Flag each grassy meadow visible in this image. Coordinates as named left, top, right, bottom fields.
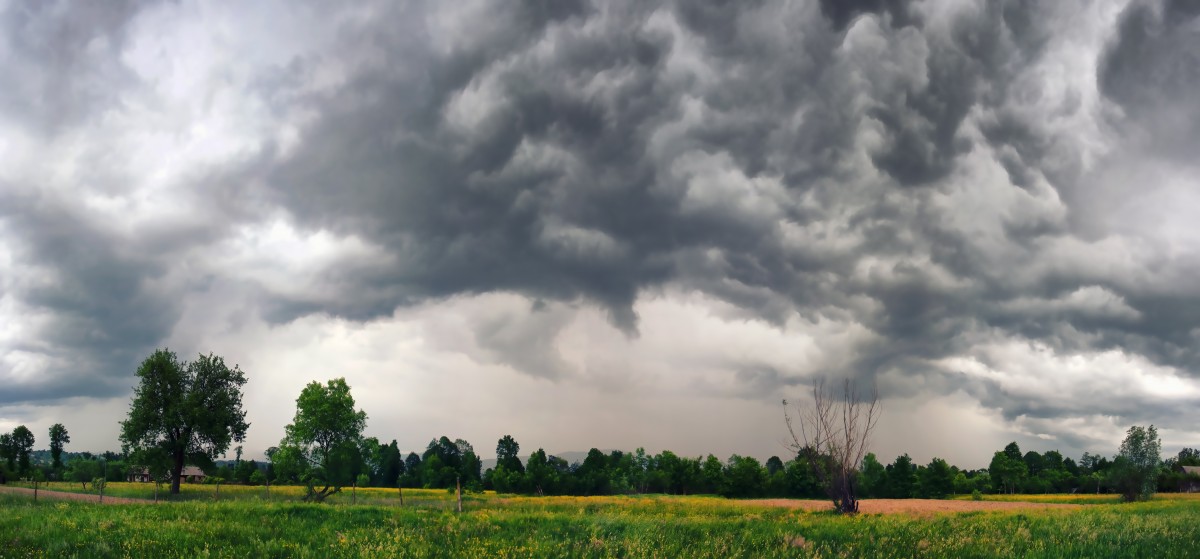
left=2, top=484, right=1199, bottom=558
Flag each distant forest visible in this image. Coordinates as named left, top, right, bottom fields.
left=8, top=434, right=1200, bottom=499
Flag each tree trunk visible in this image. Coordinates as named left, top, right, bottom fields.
left=171, top=451, right=185, bottom=494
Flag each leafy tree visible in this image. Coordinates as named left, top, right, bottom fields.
left=989, top=450, right=1027, bottom=494
left=700, top=454, right=725, bottom=494
left=885, top=454, right=917, bottom=498
left=455, top=439, right=482, bottom=488
left=401, top=452, right=422, bottom=487
left=359, top=437, right=383, bottom=485
left=765, top=456, right=784, bottom=476
left=267, top=444, right=307, bottom=484
left=379, top=440, right=404, bottom=488
left=920, top=457, right=954, bottom=499
left=119, top=350, right=250, bottom=494
left=69, top=459, right=100, bottom=489
left=858, top=453, right=886, bottom=498
left=1003, top=442, right=1023, bottom=462
left=496, top=435, right=524, bottom=475
left=10, top=426, right=34, bottom=475
left=1109, top=425, right=1162, bottom=502
left=1023, top=451, right=1043, bottom=478
left=952, top=472, right=973, bottom=495
left=49, top=424, right=70, bottom=470
left=782, top=457, right=822, bottom=498
left=1079, top=452, right=1102, bottom=473
left=278, top=378, right=368, bottom=502
left=524, top=449, right=553, bottom=495
left=1177, top=448, right=1200, bottom=467
left=575, top=448, right=610, bottom=495
left=0, top=433, right=14, bottom=471
left=233, top=459, right=259, bottom=484
left=723, top=455, right=767, bottom=498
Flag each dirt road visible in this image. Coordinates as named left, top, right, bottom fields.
left=0, top=485, right=154, bottom=505
left=744, top=498, right=1081, bottom=515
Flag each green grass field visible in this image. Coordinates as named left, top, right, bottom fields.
left=2, top=484, right=1198, bottom=558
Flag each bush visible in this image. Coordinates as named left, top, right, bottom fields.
left=971, top=490, right=983, bottom=501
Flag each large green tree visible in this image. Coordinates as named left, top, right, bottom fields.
left=279, top=378, right=367, bottom=502
left=11, top=426, right=35, bottom=475
left=919, top=457, right=955, bottom=499
left=1109, top=425, right=1162, bottom=502
left=49, top=424, right=70, bottom=470
left=496, top=435, right=524, bottom=475
left=0, top=432, right=16, bottom=471
left=119, top=350, right=250, bottom=494
left=988, top=450, right=1027, bottom=494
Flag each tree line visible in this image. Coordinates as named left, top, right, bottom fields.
left=4, top=349, right=1197, bottom=503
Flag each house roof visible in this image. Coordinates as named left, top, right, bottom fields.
left=130, top=466, right=208, bottom=477
left=1182, top=465, right=1200, bottom=475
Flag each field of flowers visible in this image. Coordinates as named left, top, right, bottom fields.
left=2, top=485, right=1199, bottom=557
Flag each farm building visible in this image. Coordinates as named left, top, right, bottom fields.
left=1182, top=466, right=1200, bottom=493
left=127, top=466, right=207, bottom=483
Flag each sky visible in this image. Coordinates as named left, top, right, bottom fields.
left=1, top=0, right=1199, bottom=469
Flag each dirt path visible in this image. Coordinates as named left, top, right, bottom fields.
left=0, top=485, right=155, bottom=505
left=744, top=498, right=1081, bottom=515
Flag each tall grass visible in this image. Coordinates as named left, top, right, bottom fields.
left=2, top=490, right=1198, bottom=558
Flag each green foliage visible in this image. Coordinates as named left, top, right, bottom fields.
left=1110, top=425, right=1162, bottom=502
left=119, top=349, right=250, bottom=494
left=278, top=378, right=367, bottom=502
left=885, top=454, right=917, bottom=498
left=722, top=455, right=766, bottom=498
left=10, top=425, right=35, bottom=475
left=919, top=458, right=955, bottom=499
left=0, top=432, right=14, bottom=471
left=496, top=435, right=524, bottom=475
left=971, top=489, right=983, bottom=501
left=988, top=449, right=1028, bottom=494
left=1177, top=448, right=1200, bottom=467
left=859, top=453, right=886, bottom=498
left=48, top=423, right=70, bottom=470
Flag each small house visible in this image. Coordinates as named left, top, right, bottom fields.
left=1182, top=466, right=1200, bottom=493
left=127, top=466, right=207, bottom=483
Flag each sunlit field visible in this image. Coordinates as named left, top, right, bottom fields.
left=3, top=485, right=1199, bottom=558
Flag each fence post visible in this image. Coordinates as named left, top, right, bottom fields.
left=456, top=476, right=462, bottom=513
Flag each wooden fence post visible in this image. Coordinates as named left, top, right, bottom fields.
left=456, top=476, right=462, bottom=513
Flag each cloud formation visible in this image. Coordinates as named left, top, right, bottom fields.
left=2, top=0, right=1198, bottom=465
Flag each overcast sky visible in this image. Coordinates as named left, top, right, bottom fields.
left=2, top=0, right=1198, bottom=469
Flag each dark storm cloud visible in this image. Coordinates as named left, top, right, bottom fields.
left=817, top=0, right=916, bottom=31
left=4, top=0, right=1199, bottom=453
left=0, top=1, right=253, bottom=405
left=0, top=0, right=149, bottom=135
left=0, top=190, right=177, bottom=403
left=1099, top=0, right=1200, bottom=159
left=251, top=2, right=1134, bottom=352
left=238, top=0, right=1200, bottom=436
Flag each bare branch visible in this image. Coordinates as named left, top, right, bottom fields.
left=783, top=378, right=880, bottom=514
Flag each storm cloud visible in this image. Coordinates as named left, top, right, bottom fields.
left=1, top=0, right=1198, bottom=464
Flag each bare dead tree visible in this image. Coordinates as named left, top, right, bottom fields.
left=784, top=379, right=880, bottom=514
